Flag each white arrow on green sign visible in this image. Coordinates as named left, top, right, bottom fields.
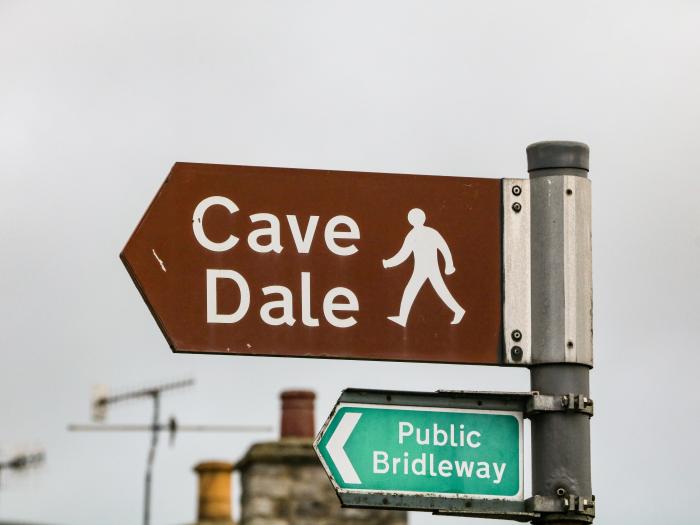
left=315, top=401, right=523, bottom=501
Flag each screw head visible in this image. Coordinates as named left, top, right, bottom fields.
left=510, top=346, right=523, bottom=361
left=556, top=487, right=567, bottom=497
left=511, top=202, right=522, bottom=213
left=512, top=185, right=522, bottom=196
left=511, top=329, right=522, bottom=342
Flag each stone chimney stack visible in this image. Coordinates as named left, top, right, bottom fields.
left=193, top=461, right=235, bottom=524
left=280, top=390, right=315, bottom=439
left=235, top=389, right=407, bottom=525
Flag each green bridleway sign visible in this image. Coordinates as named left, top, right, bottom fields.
left=317, top=404, right=522, bottom=497
left=315, top=389, right=533, bottom=516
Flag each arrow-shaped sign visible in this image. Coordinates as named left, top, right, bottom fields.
left=120, top=162, right=508, bottom=366
left=315, top=389, right=525, bottom=510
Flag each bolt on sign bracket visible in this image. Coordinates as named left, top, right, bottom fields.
left=525, top=393, right=594, bottom=417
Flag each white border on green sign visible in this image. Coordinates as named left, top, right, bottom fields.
left=315, top=402, right=524, bottom=502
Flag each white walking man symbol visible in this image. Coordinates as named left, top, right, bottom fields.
left=382, top=208, right=465, bottom=327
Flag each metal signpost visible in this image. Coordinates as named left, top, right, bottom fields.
left=122, top=141, right=595, bottom=524
left=526, top=142, right=594, bottom=525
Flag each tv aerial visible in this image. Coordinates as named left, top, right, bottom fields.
left=68, top=378, right=271, bottom=525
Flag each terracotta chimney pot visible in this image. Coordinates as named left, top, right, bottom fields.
left=280, top=390, right=315, bottom=439
left=193, top=461, right=234, bottom=523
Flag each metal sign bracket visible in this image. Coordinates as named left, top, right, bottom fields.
left=525, top=392, right=594, bottom=417
left=432, top=494, right=595, bottom=523
left=525, top=494, right=596, bottom=521
left=502, top=178, right=532, bottom=366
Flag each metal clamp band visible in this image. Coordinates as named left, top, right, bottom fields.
left=526, top=494, right=595, bottom=519
left=525, top=393, right=594, bottom=417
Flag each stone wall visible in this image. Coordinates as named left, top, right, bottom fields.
left=236, top=438, right=407, bottom=525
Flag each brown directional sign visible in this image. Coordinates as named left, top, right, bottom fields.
left=121, top=163, right=503, bottom=365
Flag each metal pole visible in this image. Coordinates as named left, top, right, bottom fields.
left=527, top=141, right=594, bottom=524
left=143, top=392, right=160, bottom=525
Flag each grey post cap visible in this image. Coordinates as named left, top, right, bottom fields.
left=527, top=141, right=589, bottom=172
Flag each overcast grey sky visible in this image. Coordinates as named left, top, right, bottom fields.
left=1, top=1, right=699, bottom=524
